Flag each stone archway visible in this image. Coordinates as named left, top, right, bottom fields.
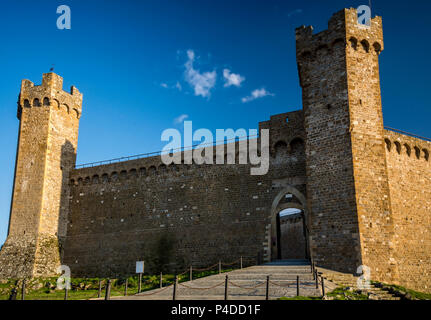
left=268, top=186, right=310, bottom=262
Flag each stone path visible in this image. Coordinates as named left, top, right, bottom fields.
left=110, top=260, right=325, bottom=300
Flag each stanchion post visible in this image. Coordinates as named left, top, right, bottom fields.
left=9, top=288, right=17, bottom=300
left=219, top=260, right=221, bottom=274
left=321, top=276, right=325, bottom=297
left=98, top=280, right=102, bottom=298
left=138, top=273, right=142, bottom=293
left=105, top=279, right=111, bottom=300
left=190, top=265, right=193, bottom=282
left=224, top=275, right=229, bottom=300
left=64, top=286, right=68, bottom=300
left=21, top=279, right=26, bottom=300
left=296, top=276, right=300, bottom=297
left=160, top=272, right=163, bottom=288
left=266, top=276, right=270, bottom=300
left=240, top=256, right=243, bottom=269
left=124, top=278, right=128, bottom=296
left=173, top=275, right=178, bottom=301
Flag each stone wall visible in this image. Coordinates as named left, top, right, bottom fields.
left=62, top=112, right=307, bottom=277
left=279, top=214, right=306, bottom=260
left=384, top=130, right=431, bottom=293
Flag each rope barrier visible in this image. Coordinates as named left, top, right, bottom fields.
left=221, top=258, right=241, bottom=266
left=192, top=263, right=219, bottom=272
left=135, top=284, right=174, bottom=296
left=228, top=281, right=266, bottom=290
left=178, top=281, right=225, bottom=291
left=269, top=280, right=294, bottom=288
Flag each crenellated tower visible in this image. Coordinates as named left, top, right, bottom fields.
left=0, top=73, right=82, bottom=278
left=297, top=8, right=398, bottom=283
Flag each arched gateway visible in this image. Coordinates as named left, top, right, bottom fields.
left=268, top=186, right=310, bottom=262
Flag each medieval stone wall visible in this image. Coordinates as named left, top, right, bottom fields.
left=384, top=130, right=431, bottom=293
left=62, top=112, right=307, bottom=277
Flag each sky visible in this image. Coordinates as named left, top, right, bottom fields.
left=0, top=0, right=430, bottom=245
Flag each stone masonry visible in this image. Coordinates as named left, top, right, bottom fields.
left=0, top=8, right=430, bottom=293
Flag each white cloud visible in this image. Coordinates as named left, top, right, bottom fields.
left=223, top=69, right=245, bottom=87
left=287, top=9, right=303, bottom=18
left=184, top=50, right=217, bottom=98
left=241, top=88, right=275, bottom=103
left=174, top=114, right=189, bottom=124
left=160, top=81, right=182, bottom=91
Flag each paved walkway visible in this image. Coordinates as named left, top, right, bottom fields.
left=110, top=260, right=327, bottom=300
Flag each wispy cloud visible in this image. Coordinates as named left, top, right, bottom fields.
left=174, top=114, right=189, bottom=124
left=184, top=50, right=217, bottom=98
left=160, top=81, right=182, bottom=91
left=241, top=88, right=275, bottom=103
left=287, top=9, right=303, bottom=18
left=223, top=69, right=245, bottom=88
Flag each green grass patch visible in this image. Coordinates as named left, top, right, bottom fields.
left=0, top=268, right=234, bottom=300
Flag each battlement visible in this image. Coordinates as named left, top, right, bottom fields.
left=384, top=129, right=431, bottom=161
left=296, top=8, right=383, bottom=59
left=18, top=73, right=83, bottom=120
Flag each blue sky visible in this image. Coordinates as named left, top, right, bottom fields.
left=0, top=0, right=430, bottom=245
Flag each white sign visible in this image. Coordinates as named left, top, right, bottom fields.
left=136, top=261, right=144, bottom=274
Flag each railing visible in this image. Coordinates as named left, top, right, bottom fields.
left=75, top=134, right=259, bottom=169
left=384, top=126, right=431, bottom=142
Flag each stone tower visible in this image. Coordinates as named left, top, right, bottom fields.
left=297, top=8, right=398, bottom=282
left=0, top=73, right=82, bottom=278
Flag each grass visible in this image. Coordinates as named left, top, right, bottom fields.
left=0, top=268, right=234, bottom=300
left=278, top=287, right=369, bottom=301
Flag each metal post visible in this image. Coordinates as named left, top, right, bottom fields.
left=219, top=260, right=221, bottom=274
left=321, top=277, right=325, bottom=297
left=315, top=270, right=318, bottom=289
left=21, top=279, right=26, bottom=300
left=124, top=278, right=128, bottom=296
left=160, top=272, right=163, bottom=288
left=98, top=280, right=102, bottom=298
left=266, top=276, right=270, bottom=300
left=9, top=288, right=17, bottom=300
left=105, top=279, right=111, bottom=300
left=296, top=276, right=300, bottom=297
left=138, top=273, right=142, bottom=293
left=224, top=275, right=229, bottom=300
left=173, top=275, right=178, bottom=301
left=190, top=265, right=193, bottom=282
left=240, top=256, right=243, bottom=269
left=64, top=286, right=69, bottom=300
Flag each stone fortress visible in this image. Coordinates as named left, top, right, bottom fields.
left=0, top=8, right=430, bottom=293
